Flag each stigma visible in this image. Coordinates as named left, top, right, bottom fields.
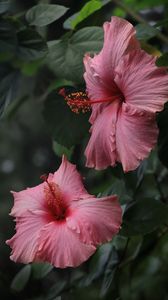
left=41, top=174, right=66, bottom=220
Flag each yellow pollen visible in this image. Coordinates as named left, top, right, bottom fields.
left=65, top=91, right=91, bottom=114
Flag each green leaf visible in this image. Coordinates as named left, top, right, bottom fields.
left=53, top=141, right=74, bottom=160
left=46, top=282, right=67, bottom=300
left=47, top=79, right=74, bottom=93
left=157, top=104, right=168, bottom=168
left=11, top=265, right=31, bottom=292
left=100, top=247, right=119, bottom=297
left=31, top=262, right=53, bottom=280
left=121, top=198, right=168, bottom=236
left=46, top=270, right=68, bottom=300
left=0, top=19, right=17, bottom=60
left=0, top=65, right=20, bottom=117
left=47, top=26, right=103, bottom=83
left=20, top=58, right=44, bottom=76
left=0, top=0, right=10, bottom=14
left=43, top=92, right=90, bottom=148
left=101, top=176, right=132, bottom=204
left=71, top=0, right=102, bottom=29
left=136, top=24, right=158, bottom=40
left=155, top=18, right=168, bottom=28
left=156, top=53, right=168, bottom=67
left=26, top=4, right=69, bottom=27
left=123, top=0, right=168, bottom=10
left=118, top=236, right=143, bottom=267
left=16, top=29, right=48, bottom=61
left=0, top=64, right=34, bottom=118
left=81, top=243, right=114, bottom=286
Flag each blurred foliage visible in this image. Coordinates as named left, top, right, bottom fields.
left=1, top=0, right=168, bottom=299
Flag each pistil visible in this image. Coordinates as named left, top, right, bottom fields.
left=59, top=88, right=113, bottom=113
left=41, top=174, right=65, bottom=220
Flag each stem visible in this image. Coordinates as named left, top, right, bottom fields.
left=112, top=0, right=168, bottom=45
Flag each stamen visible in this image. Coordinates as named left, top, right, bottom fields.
left=59, top=88, right=91, bottom=113
left=59, top=88, right=124, bottom=114
left=41, top=174, right=65, bottom=220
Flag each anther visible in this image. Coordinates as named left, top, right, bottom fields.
left=59, top=88, right=91, bottom=114
left=59, top=88, right=114, bottom=114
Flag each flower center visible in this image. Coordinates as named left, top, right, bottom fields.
left=59, top=88, right=122, bottom=114
left=41, top=174, right=66, bottom=220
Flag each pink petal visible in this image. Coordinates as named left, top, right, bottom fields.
left=84, top=54, right=113, bottom=102
left=95, top=16, right=140, bottom=81
left=116, top=103, right=158, bottom=172
left=67, top=195, right=122, bottom=246
left=36, top=221, right=96, bottom=268
left=84, top=55, right=119, bottom=124
left=84, top=16, right=140, bottom=90
left=85, top=100, right=120, bottom=170
left=6, top=210, right=50, bottom=263
left=10, top=183, right=47, bottom=217
left=83, top=17, right=140, bottom=124
left=52, top=156, right=91, bottom=201
left=114, top=49, right=168, bottom=113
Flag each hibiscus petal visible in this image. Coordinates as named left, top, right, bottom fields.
left=84, top=54, right=112, bottom=102
left=67, top=195, right=122, bottom=246
left=6, top=210, right=50, bottom=263
left=116, top=103, right=158, bottom=172
left=84, top=17, right=139, bottom=89
left=114, top=49, right=168, bottom=113
left=52, top=156, right=91, bottom=201
left=85, top=100, right=120, bottom=170
left=84, top=54, right=113, bottom=124
left=83, top=17, right=140, bottom=124
left=10, top=183, right=47, bottom=217
left=96, top=16, right=140, bottom=80
left=36, top=222, right=96, bottom=268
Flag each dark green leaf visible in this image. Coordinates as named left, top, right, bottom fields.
left=136, top=24, right=158, bottom=40
left=31, top=262, right=53, bottom=280
left=26, top=4, right=69, bottom=27
left=155, top=18, right=168, bottom=28
left=20, top=58, right=44, bottom=76
left=46, top=282, right=67, bottom=300
left=121, top=198, right=168, bottom=236
left=156, top=53, right=168, bottom=67
left=0, top=64, right=34, bottom=118
left=119, top=236, right=143, bottom=266
left=100, top=247, right=119, bottom=297
left=47, top=79, right=74, bottom=94
left=0, top=65, right=20, bottom=117
left=47, top=26, right=103, bottom=83
left=53, top=141, right=74, bottom=160
left=46, top=270, right=68, bottom=300
left=101, top=176, right=131, bottom=204
left=0, top=19, right=17, bottom=60
left=11, top=265, right=31, bottom=292
left=71, top=0, right=102, bottom=29
left=43, top=92, right=90, bottom=148
left=0, top=0, right=10, bottom=14
left=157, top=104, right=168, bottom=168
left=16, top=29, right=48, bottom=61
left=81, top=243, right=114, bottom=286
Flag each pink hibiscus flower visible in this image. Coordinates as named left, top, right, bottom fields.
left=61, top=17, right=168, bottom=172
left=6, top=156, right=122, bottom=268
left=83, top=17, right=168, bottom=172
